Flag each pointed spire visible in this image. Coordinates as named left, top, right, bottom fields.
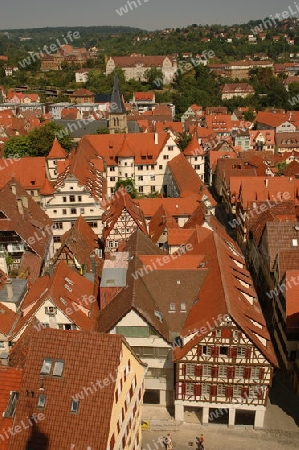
left=40, top=177, right=55, bottom=196
left=110, top=72, right=126, bottom=114
left=47, top=139, right=67, bottom=159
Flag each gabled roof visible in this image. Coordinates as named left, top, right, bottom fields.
left=102, top=187, right=148, bottom=240
left=39, top=177, right=55, bottom=196
left=183, top=133, right=204, bottom=156
left=167, top=153, right=203, bottom=196
left=14, top=261, right=97, bottom=335
left=149, top=203, right=179, bottom=242
left=96, top=230, right=207, bottom=341
left=173, top=224, right=278, bottom=366
left=0, top=302, right=19, bottom=338
left=46, top=138, right=67, bottom=159
left=0, top=179, right=52, bottom=258
left=0, top=157, right=47, bottom=191
left=7, top=329, right=127, bottom=450
left=53, top=216, right=101, bottom=272
left=137, top=196, right=200, bottom=218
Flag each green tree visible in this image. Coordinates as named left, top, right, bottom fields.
left=115, top=178, right=137, bottom=198
left=144, top=67, right=164, bottom=89
left=95, top=127, right=110, bottom=134
left=4, top=135, right=32, bottom=158
left=177, top=132, right=192, bottom=151
left=29, top=122, right=73, bottom=156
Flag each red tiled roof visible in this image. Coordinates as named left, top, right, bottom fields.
left=19, top=251, right=42, bottom=285
left=167, top=153, right=203, bottom=196
left=47, top=139, right=67, bottom=159
left=110, top=55, right=174, bottom=68
left=8, top=329, right=125, bottom=450
left=0, top=367, right=23, bottom=450
left=15, top=261, right=97, bottom=336
left=0, top=302, right=18, bottom=337
left=285, top=270, right=299, bottom=334
left=134, top=91, right=154, bottom=101
left=183, top=134, right=204, bottom=156
left=53, top=215, right=101, bottom=272
left=137, top=196, right=200, bottom=218
left=148, top=203, right=179, bottom=242
left=102, top=187, right=148, bottom=240
left=0, top=179, right=52, bottom=258
left=173, top=225, right=278, bottom=366
left=0, top=157, right=47, bottom=191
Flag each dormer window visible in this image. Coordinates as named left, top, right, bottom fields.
left=3, top=391, right=19, bottom=418
left=70, top=399, right=79, bottom=413
left=40, top=358, right=53, bottom=375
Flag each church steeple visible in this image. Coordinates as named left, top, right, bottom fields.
left=109, top=72, right=128, bottom=134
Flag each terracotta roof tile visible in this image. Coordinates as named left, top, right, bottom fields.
left=8, top=329, right=124, bottom=450
left=46, top=139, right=67, bottom=159
left=0, top=367, right=23, bottom=450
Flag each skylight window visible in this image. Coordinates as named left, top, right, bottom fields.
left=70, top=399, right=79, bottom=413
left=3, top=391, right=19, bottom=418
left=53, top=360, right=64, bottom=377
left=37, top=394, right=46, bottom=409
left=40, top=358, right=53, bottom=375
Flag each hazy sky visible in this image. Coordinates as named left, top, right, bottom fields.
left=0, top=0, right=298, bottom=30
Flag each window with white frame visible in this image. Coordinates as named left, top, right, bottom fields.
left=235, top=366, right=243, bottom=378
left=203, top=365, right=211, bottom=376
left=218, top=384, right=226, bottom=396
left=201, top=383, right=209, bottom=395
left=219, top=365, right=226, bottom=377
left=186, top=383, right=194, bottom=394
left=251, top=367, right=260, bottom=379
left=237, top=347, right=246, bottom=357
left=186, top=364, right=195, bottom=376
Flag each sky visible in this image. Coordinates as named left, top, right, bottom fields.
left=0, top=0, right=298, bottom=30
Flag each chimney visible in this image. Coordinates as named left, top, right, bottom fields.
left=21, top=195, right=28, bottom=209
left=6, top=279, right=13, bottom=299
left=17, top=198, right=24, bottom=215
left=154, top=132, right=159, bottom=145
left=104, top=250, right=111, bottom=260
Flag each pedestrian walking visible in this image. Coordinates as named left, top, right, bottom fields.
left=164, top=433, right=173, bottom=450
left=199, top=434, right=204, bottom=450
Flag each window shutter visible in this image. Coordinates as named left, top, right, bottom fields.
left=228, top=347, right=237, bottom=358
left=227, top=367, right=235, bottom=378
left=197, top=346, right=203, bottom=356
left=245, top=347, right=252, bottom=359
left=211, top=346, right=219, bottom=357
left=195, top=365, right=202, bottom=377
left=182, top=364, right=186, bottom=376
left=211, top=366, right=219, bottom=378
left=222, top=328, right=231, bottom=338
left=210, top=385, right=217, bottom=396
left=181, top=383, right=186, bottom=396
left=259, top=368, right=265, bottom=379
left=225, top=386, right=233, bottom=397
left=244, top=367, right=251, bottom=379
left=211, top=330, right=216, bottom=337
left=194, top=384, right=202, bottom=396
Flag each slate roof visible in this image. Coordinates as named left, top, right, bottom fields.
left=7, top=329, right=125, bottom=450
left=110, top=73, right=126, bottom=114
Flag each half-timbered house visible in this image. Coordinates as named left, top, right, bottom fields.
left=172, top=218, right=278, bottom=428
left=102, top=187, right=148, bottom=250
